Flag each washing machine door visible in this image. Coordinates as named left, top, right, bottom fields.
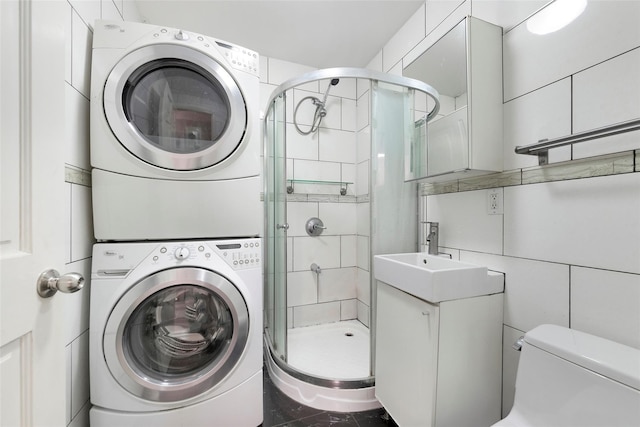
left=103, top=44, right=247, bottom=171
left=103, top=267, right=249, bottom=402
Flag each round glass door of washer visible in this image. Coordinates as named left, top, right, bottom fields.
left=103, top=267, right=249, bottom=402
left=103, top=44, right=247, bottom=171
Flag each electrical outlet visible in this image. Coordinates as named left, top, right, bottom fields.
left=487, top=189, right=503, bottom=215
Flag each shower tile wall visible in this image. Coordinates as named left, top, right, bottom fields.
left=63, top=2, right=141, bottom=427
left=260, top=66, right=372, bottom=328
left=373, top=0, right=640, bottom=417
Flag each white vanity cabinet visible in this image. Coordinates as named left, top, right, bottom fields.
left=404, top=17, right=503, bottom=182
left=375, top=280, right=503, bottom=427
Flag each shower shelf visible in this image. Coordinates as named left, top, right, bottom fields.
left=286, top=179, right=353, bottom=195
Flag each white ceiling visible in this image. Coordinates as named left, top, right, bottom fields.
left=135, top=0, right=425, bottom=69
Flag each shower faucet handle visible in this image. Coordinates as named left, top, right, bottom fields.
left=305, top=217, right=326, bottom=236
left=276, top=223, right=289, bottom=231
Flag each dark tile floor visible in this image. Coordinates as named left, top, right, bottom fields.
left=262, top=366, right=398, bottom=427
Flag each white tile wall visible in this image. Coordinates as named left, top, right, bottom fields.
left=62, top=2, right=141, bottom=426
left=572, top=47, right=640, bottom=159
left=460, top=252, right=570, bottom=332
left=65, top=85, right=90, bottom=170
left=571, top=267, right=640, bottom=349
left=293, top=302, right=341, bottom=328
left=287, top=271, right=317, bottom=307
left=318, top=268, right=357, bottom=303
left=71, top=11, right=92, bottom=97
left=426, top=0, right=465, bottom=35
left=318, top=203, right=356, bottom=235
left=287, top=123, right=319, bottom=160
left=504, top=173, right=640, bottom=274
left=341, top=235, right=357, bottom=267
left=286, top=202, right=318, bottom=237
left=292, top=236, right=341, bottom=272
left=573, top=48, right=640, bottom=132
left=383, top=4, right=426, bottom=72
left=318, top=129, right=357, bottom=164
left=503, top=1, right=640, bottom=101
left=470, top=0, right=547, bottom=33
left=426, top=189, right=503, bottom=255
left=503, top=78, right=572, bottom=170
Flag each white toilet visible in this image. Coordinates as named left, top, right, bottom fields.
left=494, top=324, right=640, bottom=427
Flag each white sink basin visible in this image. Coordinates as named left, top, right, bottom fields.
left=373, top=253, right=503, bottom=303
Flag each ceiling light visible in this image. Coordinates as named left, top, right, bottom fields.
left=527, top=0, right=587, bottom=35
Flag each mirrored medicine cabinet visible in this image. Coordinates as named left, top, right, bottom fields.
left=404, top=16, right=503, bottom=182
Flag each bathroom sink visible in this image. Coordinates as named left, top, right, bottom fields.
left=373, top=253, right=503, bottom=303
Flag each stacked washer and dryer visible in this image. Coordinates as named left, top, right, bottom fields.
left=88, top=20, right=263, bottom=426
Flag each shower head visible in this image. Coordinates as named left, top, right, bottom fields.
left=321, top=78, right=340, bottom=105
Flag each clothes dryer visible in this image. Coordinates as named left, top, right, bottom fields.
left=90, top=20, right=261, bottom=241
left=89, top=238, right=263, bottom=426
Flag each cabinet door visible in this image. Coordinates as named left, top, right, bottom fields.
left=375, top=282, right=439, bottom=426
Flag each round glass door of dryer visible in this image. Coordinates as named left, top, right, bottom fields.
left=103, top=44, right=248, bottom=171
left=103, top=267, right=249, bottom=402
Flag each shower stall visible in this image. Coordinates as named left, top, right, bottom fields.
left=263, top=68, right=439, bottom=411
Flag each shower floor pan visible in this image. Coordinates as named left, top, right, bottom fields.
left=288, top=320, right=370, bottom=380
left=265, top=320, right=380, bottom=412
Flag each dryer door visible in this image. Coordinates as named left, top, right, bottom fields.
left=103, top=267, right=249, bottom=402
left=103, top=44, right=247, bottom=171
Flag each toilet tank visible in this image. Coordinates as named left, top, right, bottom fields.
left=501, top=324, right=640, bottom=427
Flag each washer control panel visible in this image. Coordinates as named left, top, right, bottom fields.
left=212, top=238, right=261, bottom=270
left=150, top=239, right=261, bottom=270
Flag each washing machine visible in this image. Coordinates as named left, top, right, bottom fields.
left=89, top=238, right=263, bottom=427
left=90, top=20, right=261, bottom=241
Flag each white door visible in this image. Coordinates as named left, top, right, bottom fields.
left=1, top=0, right=69, bottom=425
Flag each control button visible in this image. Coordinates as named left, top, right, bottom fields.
left=161, top=29, right=167, bottom=33
left=244, top=243, right=248, bottom=248
left=255, top=242, right=260, bottom=247
left=175, top=30, right=189, bottom=41
left=205, top=253, right=211, bottom=258
left=174, top=247, right=190, bottom=260
left=160, top=247, right=167, bottom=253
left=153, top=256, right=159, bottom=261
left=198, top=36, right=204, bottom=41
left=198, top=245, right=205, bottom=252
left=233, top=261, right=238, bottom=265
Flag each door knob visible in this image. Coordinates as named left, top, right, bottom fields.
left=36, top=269, right=85, bottom=298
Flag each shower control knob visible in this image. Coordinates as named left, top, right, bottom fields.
left=174, top=247, right=190, bottom=260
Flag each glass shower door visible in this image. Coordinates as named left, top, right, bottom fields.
left=264, top=93, right=288, bottom=361
left=370, top=81, right=418, bottom=373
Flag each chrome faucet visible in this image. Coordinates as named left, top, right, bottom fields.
left=426, top=222, right=439, bottom=255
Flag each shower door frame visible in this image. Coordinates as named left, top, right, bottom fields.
left=263, top=68, right=440, bottom=389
